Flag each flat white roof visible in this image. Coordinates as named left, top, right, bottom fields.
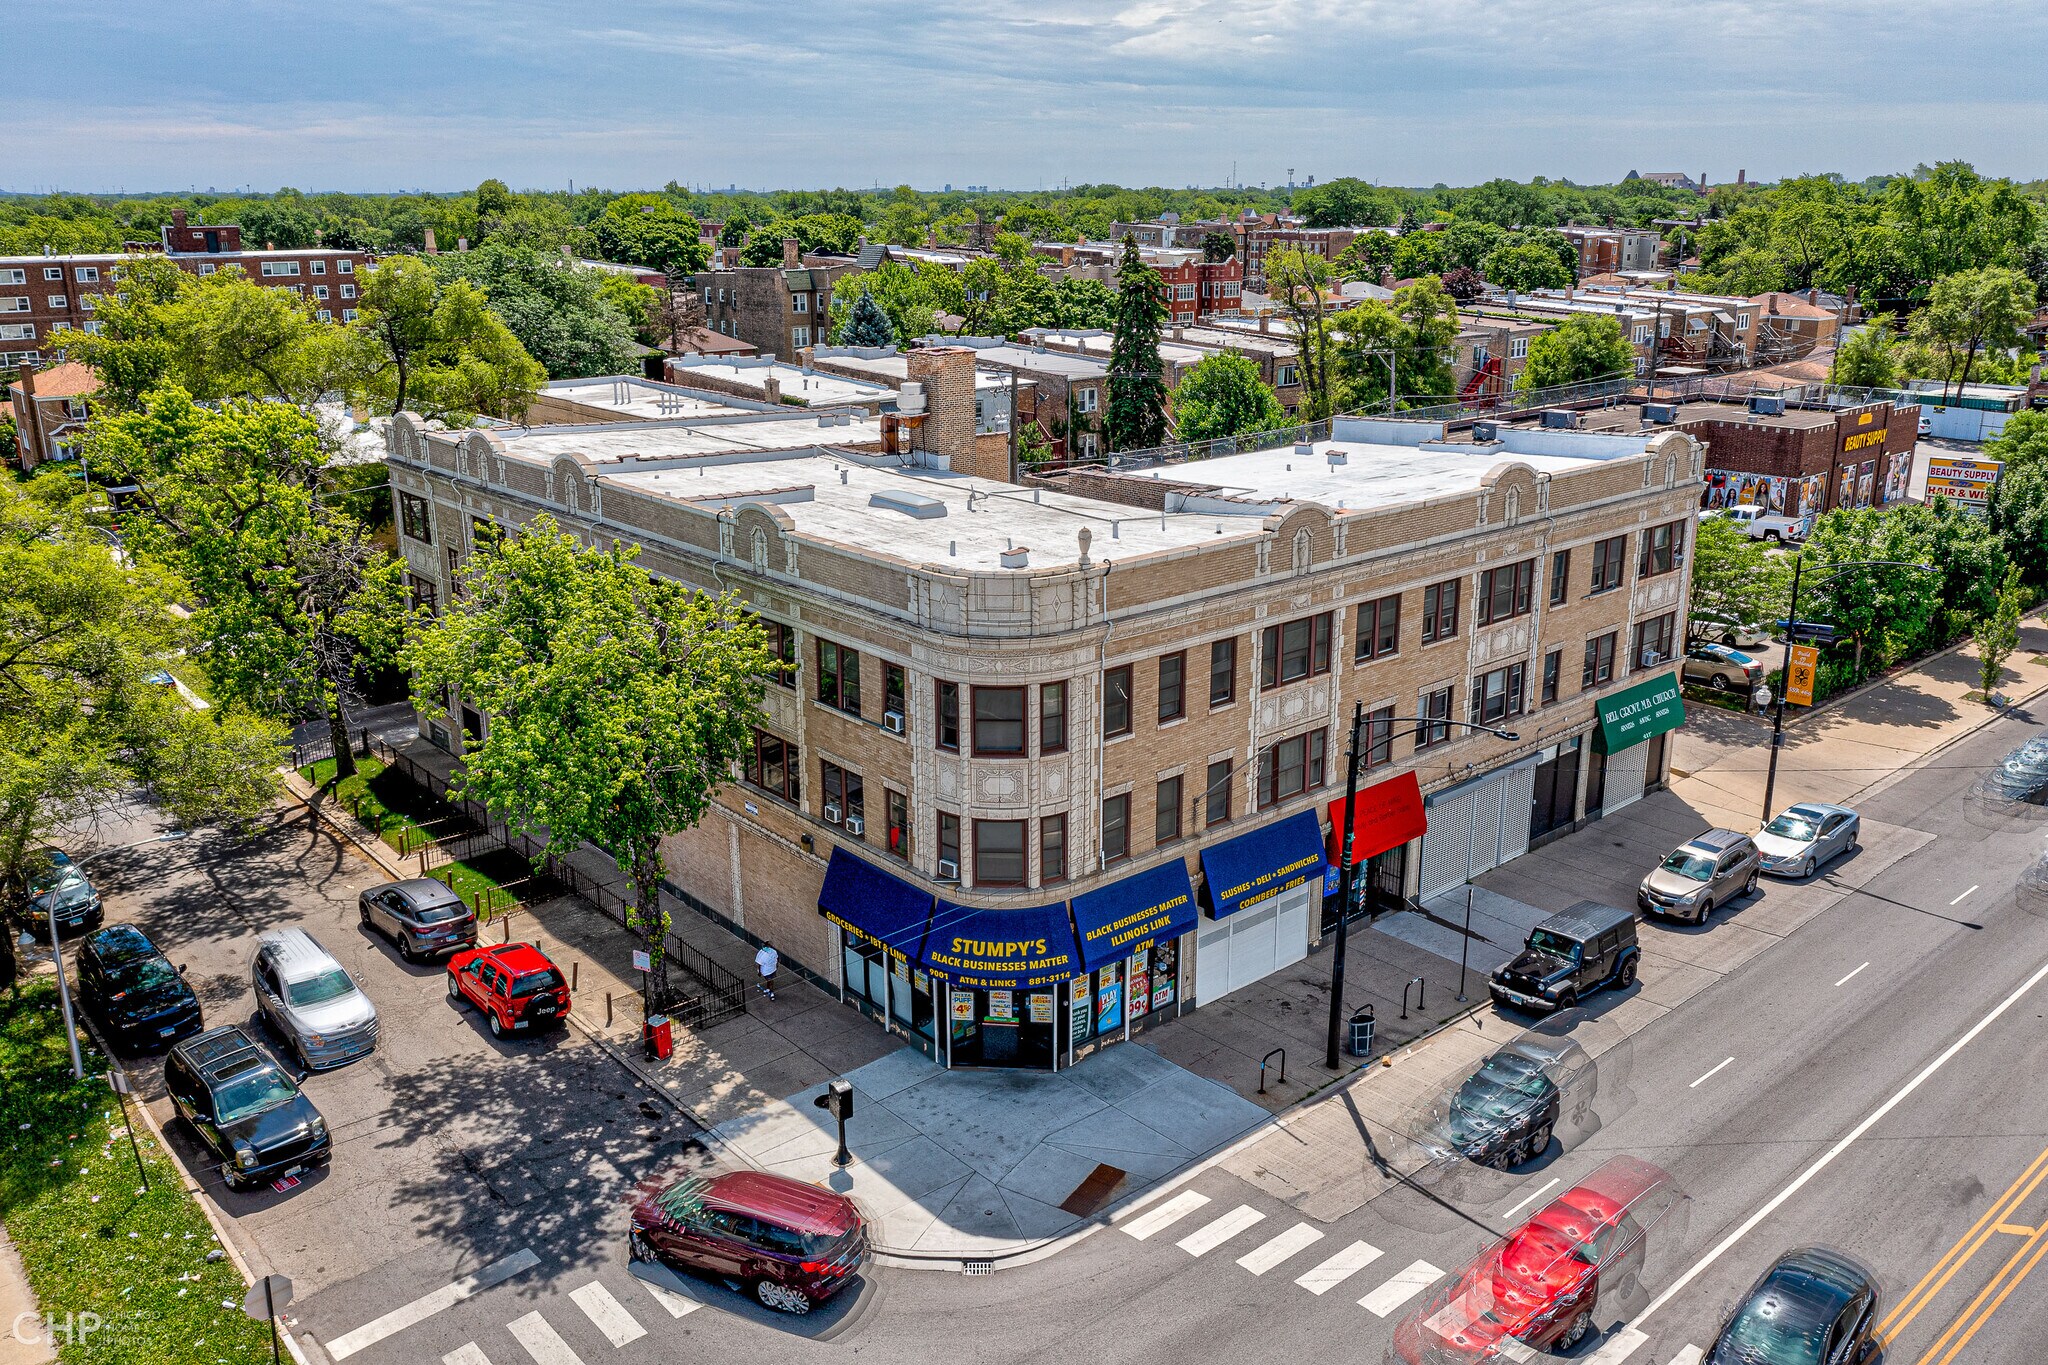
left=495, top=412, right=884, bottom=465
left=664, top=358, right=891, bottom=407
left=1021, top=331, right=1213, bottom=366
left=542, top=376, right=755, bottom=421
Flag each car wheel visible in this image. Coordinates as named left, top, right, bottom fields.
left=1695, top=898, right=1714, bottom=926
left=1802, top=857, right=1816, bottom=879
left=358, top=901, right=372, bottom=928
left=446, top=974, right=463, bottom=1005
left=1709, top=673, right=1730, bottom=691
left=628, top=1230, right=656, bottom=1264
left=1524, top=1123, right=1552, bottom=1162
left=1555, top=991, right=1577, bottom=1012
left=489, top=1010, right=505, bottom=1039
left=1743, top=869, right=1758, bottom=896
left=1617, top=957, right=1638, bottom=989
left=1560, top=1308, right=1594, bottom=1349
left=754, top=1278, right=813, bottom=1315
left=399, top=936, right=420, bottom=964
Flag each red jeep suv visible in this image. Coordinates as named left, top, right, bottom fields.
left=446, top=943, right=570, bottom=1038
left=630, top=1170, right=868, bottom=1314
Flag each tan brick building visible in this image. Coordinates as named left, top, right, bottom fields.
left=386, top=388, right=1703, bottom=1073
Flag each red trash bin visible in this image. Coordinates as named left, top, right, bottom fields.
left=644, top=1014, right=673, bottom=1061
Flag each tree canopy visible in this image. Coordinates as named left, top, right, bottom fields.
left=337, top=255, right=544, bottom=421
left=427, top=242, right=642, bottom=380
left=1172, top=353, right=1288, bottom=443
left=1688, top=514, right=1790, bottom=647
left=1515, top=315, right=1636, bottom=393
left=589, top=195, right=709, bottom=276
left=1105, top=238, right=1169, bottom=451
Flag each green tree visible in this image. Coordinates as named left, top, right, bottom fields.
left=337, top=256, right=545, bottom=421
left=839, top=290, right=897, bottom=347
left=1982, top=409, right=2048, bottom=478
left=1484, top=241, right=1573, bottom=292
left=1202, top=231, right=1237, bottom=263
left=1329, top=277, right=1460, bottom=410
left=1976, top=565, right=2025, bottom=700
left=1830, top=323, right=1901, bottom=389
left=1802, top=507, right=1942, bottom=673
left=1515, top=315, right=1636, bottom=392
left=1988, top=463, right=2048, bottom=587
left=590, top=195, right=709, bottom=276
left=87, top=389, right=409, bottom=779
left=430, top=242, right=641, bottom=380
left=1105, top=238, right=1169, bottom=451
left=1688, top=514, right=1790, bottom=647
left=1292, top=178, right=1399, bottom=229
left=1173, top=354, right=1287, bottom=443
left=1265, top=246, right=1337, bottom=418
left=401, top=518, right=778, bottom=1010
left=1332, top=233, right=1397, bottom=283
left=823, top=261, right=943, bottom=343
left=1891, top=497, right=2007, bottom=626
left=1906, top=266, right=2038, bottom=401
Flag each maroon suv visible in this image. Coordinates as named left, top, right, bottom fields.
left=630, top=1171, right=867, bottom=1314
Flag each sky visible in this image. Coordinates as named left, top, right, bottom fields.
left=8, top=1, right=2045, bottom=195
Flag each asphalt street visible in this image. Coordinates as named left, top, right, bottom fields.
left=67, top=707, right=2048, bottom=1365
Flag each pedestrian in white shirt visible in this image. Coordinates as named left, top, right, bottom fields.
left=755, top=943, right=779, bottom=1000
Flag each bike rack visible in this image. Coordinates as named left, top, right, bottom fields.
left=1258, top=1047, right=1287, bottom=1095
left=1401, top=976, right=1426, bottom=1020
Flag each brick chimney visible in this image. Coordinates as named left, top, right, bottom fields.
left=172, top=209, right=188, bottom=230
left=761, top=373, right=783, bottom=404
left=424, top=228, right=439, bottom=255
left=782, top=238, right=799, bottom=268
left=906, top=347, right=1000, bottom=477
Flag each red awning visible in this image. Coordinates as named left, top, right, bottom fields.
left=1325, top=772, right=1428, bottom=866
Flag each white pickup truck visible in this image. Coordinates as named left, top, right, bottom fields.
left=1712, top=504, right=1812, bottom=543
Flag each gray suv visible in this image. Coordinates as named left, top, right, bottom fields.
left=252, top=929, right=379, bottom=1070
left=1639, top=829, right=1760, bottom=925
left=359, top=878, right=477, bottom=962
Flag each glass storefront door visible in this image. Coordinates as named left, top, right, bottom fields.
left=1529, top=738, right=1582, bottom=840
left=842, top=929, right=937, bottom=1061
left=946, top=984, right=1058, bottom=1069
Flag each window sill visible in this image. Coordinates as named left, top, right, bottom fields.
left=1353, top=651, right=1399, bottom=667
left=1157, top=714, right=1189, bottom=730
left=1419, top=635, right=1463, bottom=650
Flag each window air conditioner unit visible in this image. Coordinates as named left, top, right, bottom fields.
left=882, top=710, right=905, bottom=734
left=937, top=857, right=960, bottom=880
left=843, top=815, right=865, bottom=836
left=823, top=802, right=842, bottom=823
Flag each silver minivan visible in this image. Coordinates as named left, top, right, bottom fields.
left=252, top=928, right=379, bottom=1070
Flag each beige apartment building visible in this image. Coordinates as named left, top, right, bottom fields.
left=385, top=362, right=1700, bottom=1073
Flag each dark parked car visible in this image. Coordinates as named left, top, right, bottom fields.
left=164, top=1025, right=331, bottom=1191
left=1640, top=828, right=1761, bottom=924
left=76, top=924, right=203, bottom=1050
left=1707, top=1246, right=1879, bottom=1365
left=1489, top=901, right=1640, bottom=1014
left=5, top=847, right=102, bottom=938
left=359, top=878, right=478, bottom=962
left=1421, top=1035, right=1592, bottom=1169
left=1985, top=736, right=2048, bottom=806
left=630, top=1170, right=868, bottom=1315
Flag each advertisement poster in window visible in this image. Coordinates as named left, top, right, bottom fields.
left=1071, top=990, right=1092, bottom=1038
left=892, top=953, right=910, bottom=983
left=987, top=989, right=1015, bottom=1022
left=1128, top=947, right=1151, bottom=1020
left=951, top=992, right=975, bottom=1022
left=1095, top=966, right=1124, bottom=1033
left=1028, top=993, right=1053, bottom=1024
left=1151, top=939, right=1180, bottom=1011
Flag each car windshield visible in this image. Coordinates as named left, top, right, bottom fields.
left=286, top=968, right=358, bottom=1007
left=44, top=873, right=94, bottom=905
left=1707, top=1299, right=1828, bottom=1365
left=1763, top=813, right=1819, bottom=841
left=108, top=958, right=181, bottom=996
left=215, top=1066, right=299, bottom=1123
left=413, top=904, right=466, bottom=925
left=509, top=969, right=564, bottom=998
left=1476, top=1054, right=1553, bottom=1097
left=1526, top=929, right=1581, bottom=960
left=1661, top=850, right=1716, bottom=881
left=1452, top=1078, right=1531, bottom=1121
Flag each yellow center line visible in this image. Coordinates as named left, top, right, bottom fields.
left=1919, top=1218, right=2048, bottom=1365
left=1877, top=1141, right=2048, bottom=1344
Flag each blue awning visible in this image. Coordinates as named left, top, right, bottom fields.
left=816, top=848, right=933, bottom=953
left=919, top=898, right=1080, bottom=990
left=1070, top=858, right=1197, bottom=972
left=1199, top=809, right=1330, bottom=919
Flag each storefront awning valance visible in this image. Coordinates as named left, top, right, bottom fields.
left=1325, top=771, right=1429, bottom=867
left=817, top=848, right=933, bottom=953
left=919, top=898, right=1081, bottom=990
left=1199, top=809, right=1330, bottom=920
left=1070, top=858, right=1197, bottom=973
left=1596, top=670, right=1686, bottom=753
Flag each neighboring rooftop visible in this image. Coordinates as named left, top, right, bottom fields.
left=7, top=360, right=98, bottom=398
left=489, top=411, right=885, bottom=466
left=920, top=338, right=1109, bottom=381
left=809, top=347, right=1023, bottom=396
left=663, top=356, right=896, bottom=409
left=537, top=375, right=763, bottom=422
left=1016, top=329, right=1214, bottom=368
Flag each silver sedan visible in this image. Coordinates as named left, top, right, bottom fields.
left=1755, top=802, right=1860, bottom=878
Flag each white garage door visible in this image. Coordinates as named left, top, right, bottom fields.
left=1419, top=787, right=1477, bottom=901
left=1418, top=758, right=1542, bottom=900
left=1195, top=883, right=1314, bottom=1004
left=1603, top=743, right=1651, bottom=814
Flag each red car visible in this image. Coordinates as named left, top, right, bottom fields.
left=446, top=943, right=570, bottom=1038
left=1392, top=1156, right=1679, bottom=1362
left=630, top=1170, right=868, bottom=1315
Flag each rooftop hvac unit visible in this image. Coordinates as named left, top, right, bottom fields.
left=1293, top=442, right=1315, bottom=458
left=1541, top=408, right=1581, bottom=430
left=1748, top=395, right=1786, bottom=416
left=1473, top=421, right=1501, bottom=442
left=1325, top=449, right=1347, bottom=467
left=1644, top=403, right=1679, bottom=424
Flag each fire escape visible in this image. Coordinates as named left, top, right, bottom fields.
left=1460, top=355, right=1506, bottom=406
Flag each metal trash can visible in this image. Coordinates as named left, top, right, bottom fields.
left=643, top=1013, right=674, bottom=1061
left=1347, top=1005, right=1376, bottom=1058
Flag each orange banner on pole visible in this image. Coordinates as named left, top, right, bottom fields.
left=1785, top=644, right=1820, bottom=706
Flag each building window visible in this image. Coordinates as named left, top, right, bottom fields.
left=343, top=309, right=357, bottom=321
left=1364, top=705, right=1396, bottom=768
left=936, top=680, right=960, bottom=750
left=405, top=573, right=438, bottom=615
left=1102, top=794, right=1130, bottom=865
left=338, top=259, right=353, bottom=274
left=35, top=267, right=57, bottom=282
left=938, top=812, right=961, bottom=877
left=1354, top=595, right=1401, bottom=662
left=1510, top=337, right=1529, bottom=359
left=972, top=686, right=1027, bottom=755
left=1421, top=580, right=1461, bottom=643
left=1637, top=520, right=1684, bottom=578
left=1038, top=681, right=1067, bottom=753
left=258, top=261, right=299, bottom=277
left=1075, top=387, right=1099, bottom=414
left=1632, top=613, right=1677, bottom=669
left=1042, top=814, right=1067, bottom=883
left=973, top=820, right=1027, bottom=886
left=310, top=260, right=325, bottom=276
left=1633, top=325, right=1651, bottom=344
left=1104, top=665, right=1133, bottom=738
left=44, top=295, right=65, bottom=309
left=1204, top=759, right=1233, bottom=826
left=1549, top=550, right=1570, bottom=606
left=791, top=326, right=810, bottom=349
left=1583, top=633, right=1617, bottom=687
left=1155, top=775, right=1183, bottom=844
left=398, top=493, right=433, bottom=543
left=340, top=283, right=355, bottom=300
left=1589, top=536, right=1627, bottom=594
left=1259, top=612, right=1333, bottom=689
left=317, top=309, right=332, bottom=322
left=792, top=293, right=808, bottom=313
left=884, top=662, right=907, bottom=720
left=885, top=789, right=910, bottom=860
left=756, top=621, right=794, bottom=686
left=744, top=730, right=801, bottom=802
left=0, top=297, right=29, bottom=314
left=1542, top=649, right=1562, bottom=704
left=75, top=267, right=99, bottom=283
left=1157, top=652, right=1185, bottom=722
left=1736, top=314, right=1751, bottom=333
left=1209, top=637, right=1237, bottom=706
left=1416, top=687, right=1454, bottom=749
left=820, top=761, right=865, bottom=831
left=1472, top=663, right=1527, bottom=724
left=1258, top=729, right=1329, bottom=808
left=815, top=641, right=860, bottom=715
left=1276, top=363, right=1298, bottom=388
left=1477, top=559, right=1535, bottom=625
left=313, top=285, right=329, bottom=300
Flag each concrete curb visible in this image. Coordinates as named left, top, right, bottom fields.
left=276, top=770, right=414, bottom=883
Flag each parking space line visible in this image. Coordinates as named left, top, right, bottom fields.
left=326, top=1248, right=540, bottom=1360
left=1238, top=1222, right=1324, bottom=1274
left=568, top=1282, right=645, bottom=1346
left=1500, top=1177, right=1560, bottom=1221
left=1690, top=1057, right=1735, bottom=1088
left=636, top=1277, right=700, bottom=1319
left=1177, top=1204, right=1265, bottom=1257
left=1295, top=1239, right=1383, bottom=1295
left=507, top=1311, right=585, bottom=1365
left=1358, top=1259, right=1442, bottom=1317
left=1835, top=962, right=1869, bottom=987
left=1951, top=886, right=1979, bottom=906
left=444, top=1347, right=494, bottom=1365
left=1120, top=1190, right=1211, bottom=1241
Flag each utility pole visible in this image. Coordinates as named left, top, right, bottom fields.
left=1324, top=703, right=1366, bottom=1071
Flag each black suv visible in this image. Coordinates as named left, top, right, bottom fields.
left=164, top=1026, right=331, bottom=1190
left=77, top=924, right=203, bottom=1050
left=1489, top=901, right=1640, bottom=1014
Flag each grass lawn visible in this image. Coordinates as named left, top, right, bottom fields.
left=300, top=756, right=536, bottom=918
left=0, top=980, right=274, bottom=1363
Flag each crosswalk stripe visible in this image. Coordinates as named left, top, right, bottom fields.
left=1295, top=1239, right=1383, bottom=1295
left=637, top=1277, right=701, bottom=1319
left=568, top=1282, right=646, bottom=1347
left=1177, top=1204, right=1265, bottom=1257
left=507, top=1311, right=586, bottom=1365
left=1358, top=1259, right=1443, bottom=1317
left=326, top=1248, right=540, bottom=1360
left=1581, top=1326, right=1651, bottom=1364
left=444, top=1347, right=494, bottom=1365
left=1666, top=1347, right=1703, bottom=1365
left=1238, top=1222, right=1324, bottom=1275
left=1120, top=1190, right=1212, bottom=1241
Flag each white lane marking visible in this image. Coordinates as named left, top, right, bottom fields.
left=507, top=1312, right=585, bottom=1365
left=326, top=1249, right=540, bottom=1360
left=1951, top=885, right=1980, bottom=906
left=1295, top=1239, right=1383, bottom=1294
left=444, top=1348, right=494, bottom=1365
left=1120, top=1190, right=1211, bottom=1241
left=1667, top=1346, right=1705, bottom=1365
left=1690, top=1057, right=1736, bottom=1088
left=1635, top=956, right=2048, bottom=1332
left=1238, top=1222, right=1324, bottom=1274
left=637, top=1277, right=700, bottom=1318
left=1358, top=1259, right=1443, bottom=1317
left=1580, top=1326, right=1650, bottom=1364
left=568, top=1282, right=645, bottom=1347
left=1835, top=962, right=1869, bottom=987
left=1499, top=1177, right=1560, bottom=1221
left=1177, top=1204, right=1265, bottom=1257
